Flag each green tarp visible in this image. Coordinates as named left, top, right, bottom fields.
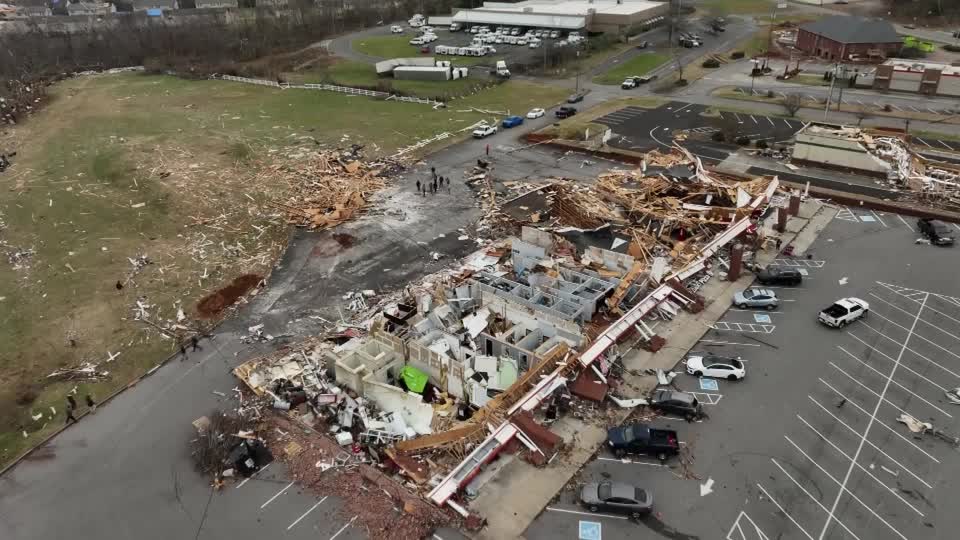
left=400, top=365, right=429, bottom=393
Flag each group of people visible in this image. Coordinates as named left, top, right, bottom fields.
left=415, top=167, right=451, bottom=196
left=64, top=393, right=96, bottom=425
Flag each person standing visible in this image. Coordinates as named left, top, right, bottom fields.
left=85, top=394, right=97, bottom=412
left=191, top=335, right=201, bottom=352
left=67, top=395, right=77, bottom=410
left=65, top=402, right=78, bottom=425
left=416, top=179, right=421, bottom=192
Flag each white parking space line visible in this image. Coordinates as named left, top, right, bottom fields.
left=796, top=415, right=925, bottom=516
left=915, top=137, right=934, bottom=148
left=828, top=361, right=939, bottom=419
left=770, top=258, right=826, bottom=267
left=908, top=105, right=922, bottom=112
left=329, top=515, right=357, bottom=540
left=837, top=346, right=952, bottom=417
left=868, top=293, right=960, bottom=342
left=782, top=119, right=793, bottom=128
left=288, top=497, right=328, bottom=531
left=673, top=103, right=694, bottom=113
left=734, top=112, right=743, bottom=123
left=730, top=308, right=784, bottom=313
left=699, top=339, right=762, bottom=347
left=866, top=311, right=960, bottom=364
left=808, top=396, right=933, bottom=489
left=718, top=111, right=725, bottom=119
left=261, top=481, right=295, bottom=509
left=726, top=511, right=770, bottom=540
left=888, top=103, right=902, bottom=111
left=711, top=321, right=775, bottom=333
left=756, top=483, right=815, bottom=540
left=928, top=107, right=941, bottom=114
left=846, top=333, right=948, bottom=392
left=859, top=321, right=960, bottom=380
left=236, top=462, right=271, bottom=489
left=897, top=214, right=915, bottom=230
left=954, top=223, right=960, bottom=233
left=819, top=378, right=940, bottom=463
left=765, top=116, right=776, bottom=127
left=881, top=287, right=960, bottom=327
left=597, top=457, right=667, bottom=467
left=785, top=436, right=910, bottom=540
left=770, top=459, right=863, bottom=540
left=869, top=211, right=888, bottom=227
left=545, top=506, right=629, bottom=520
left=818, top=294, right=927, bottom=540
left=750, top=115, right=758, bottom=124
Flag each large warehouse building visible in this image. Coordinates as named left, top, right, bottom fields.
left=451, top=0, right=668, bottom=35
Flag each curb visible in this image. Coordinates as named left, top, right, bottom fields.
left=0, top=230, right=293, bottom=478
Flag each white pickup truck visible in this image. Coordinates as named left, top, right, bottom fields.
left=472, top=124, right=497, bottom=138
left=818, top=298, right=869, bottom=328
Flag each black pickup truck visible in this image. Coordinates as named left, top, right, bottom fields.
left=606, top=423, right=680, bottom=461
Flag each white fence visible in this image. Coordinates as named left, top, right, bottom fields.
left=216, top=74, right=443, bottom=107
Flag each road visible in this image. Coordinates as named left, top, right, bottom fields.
left=527, top=208, right=960, bottom=540
left=0, top=93, right=620, bottom=540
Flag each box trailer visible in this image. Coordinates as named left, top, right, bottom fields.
left=393, top=66, right=452, bottom=81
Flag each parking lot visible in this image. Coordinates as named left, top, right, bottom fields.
left=731, top=86, right=960, bottom=121
left=594, top=101, right=960, bottom=165
left=525, top=208, right=960, bottom=540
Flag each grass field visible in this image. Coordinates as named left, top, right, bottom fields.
left=0, top=73, right=566, bottom=465
left=592, top=53, right=669, bottom=85
left=699, top=0, right=779, bottom=15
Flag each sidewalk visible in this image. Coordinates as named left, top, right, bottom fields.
left=469, top=199, right=833, bottom=540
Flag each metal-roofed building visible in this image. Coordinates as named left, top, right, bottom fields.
left=451, top=0, right=668, bottom=34
left=796, top=15, right=901, bottom=62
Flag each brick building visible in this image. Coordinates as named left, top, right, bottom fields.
left=796, top=15, right=901, bottom=62
left=866, top=60, right=960, bottom=97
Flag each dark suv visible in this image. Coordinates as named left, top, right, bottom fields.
left=918, top=218, right=954, bottom=246
left=649, top=389, right=703, bottom=421
left=756, top=266, right=802, bottom=286
left=555, top=106, right=577, bottom=119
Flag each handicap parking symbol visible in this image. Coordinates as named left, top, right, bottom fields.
left=699, top=378, right=719, bottom=391
left=579, top=521, right=602, bottom=540
left=753, top=314, right=772, bottom=323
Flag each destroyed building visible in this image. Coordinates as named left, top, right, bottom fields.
left=791, top=124, right=960, bottom=207
left=229, top=148, right=784, bottom=524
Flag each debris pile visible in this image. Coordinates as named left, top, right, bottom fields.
left=265, top=149, right=404, bottom=230
left=47, top=362, right=110, bottom=381
left=792, top=125, right=960, bottom=207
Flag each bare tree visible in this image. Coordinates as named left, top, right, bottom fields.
left=782, top=94, right=803, bottom=117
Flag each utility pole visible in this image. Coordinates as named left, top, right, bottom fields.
left=823, top=63, right=837, bottom=121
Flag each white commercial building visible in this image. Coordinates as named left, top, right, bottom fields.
left=451, top=0, right=668, bottom=34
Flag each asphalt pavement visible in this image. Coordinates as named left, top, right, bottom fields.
left=527, top=209, right=960, bottom=540
left=0, top=103, right=621, bottom=540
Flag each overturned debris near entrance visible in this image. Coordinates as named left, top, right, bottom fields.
left=227, top=147, right=784, bottom=525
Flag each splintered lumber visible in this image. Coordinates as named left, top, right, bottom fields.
left=605, top=260, right=646, bottom=313
left=394, top=424, right=484, bottom=454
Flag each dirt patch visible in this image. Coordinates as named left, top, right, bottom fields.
left=196, top=273, right=264, bottom=318
left=332, top=232, right=356, bottom=248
